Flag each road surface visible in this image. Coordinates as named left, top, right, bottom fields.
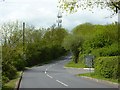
left=19, top=55, right=118, bottom=88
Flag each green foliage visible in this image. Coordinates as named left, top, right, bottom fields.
left=79, top=23, right=118, bottom=56
left=2, top=63, right=17, bottom=80
left=13, top=59, right=26, bottom=71
left=25, top=28, right=68, bottom=66
left=91, top=43, right=119, bottom=57
left=95, top=56, right=119, bottom=79
left=1, top=21, right=68, bottom=85
left=2, top=76, right=9, bottom=85
left=73, top=23, right=94, bottom=35
left=62, top=34, right=83, bottom=63
left=63, top=23, right=118, bottom=64
left=59, top=0, right=119, bottom=14
left=2, top=72, right=22, bottom=90
left=1, top=22, right=25, bottom=84
left=63, top=22, right=119, bottom=81
left=65, top=59, right=86, bottom=68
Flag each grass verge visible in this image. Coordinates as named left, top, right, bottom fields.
left=78, top=72, right=119, bottom=83
left=65, top=60, right=86, bottom=68
left=2, top=71, right=22, bottom=90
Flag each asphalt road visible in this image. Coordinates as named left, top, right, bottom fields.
left=19, top=55, right=118, bottom=88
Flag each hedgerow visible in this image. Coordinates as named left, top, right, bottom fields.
left=94, top=56, right=119, bottom=79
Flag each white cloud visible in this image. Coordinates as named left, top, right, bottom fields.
left=62, top=8, right=118, bottom=30
left=0, top=0, right=118, bottom=31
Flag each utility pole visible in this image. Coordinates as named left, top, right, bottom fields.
left=23, top=22, right=25, bottom=60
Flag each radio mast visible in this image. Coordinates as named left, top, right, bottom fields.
left=56, top=11, right=62, bottom=28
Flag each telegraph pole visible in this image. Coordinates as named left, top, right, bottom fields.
left=23, top=22, right=25, bottom=60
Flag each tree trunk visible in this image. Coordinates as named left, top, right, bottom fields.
left=74, top=51, right=79, bottom=63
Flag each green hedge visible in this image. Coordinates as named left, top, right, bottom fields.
left=91, top=43, right=119, bottom=57
left=95, top=56, right=120, bottom=79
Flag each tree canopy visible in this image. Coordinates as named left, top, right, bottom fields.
left=62, top=22, right=119, bottom=64
left=59, top=0, right=120, bottom=14
left=1, top=21, right=68, bottom=85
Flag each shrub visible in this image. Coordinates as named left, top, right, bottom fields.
left=95, top=56, right=119, bottom=79
left=2, top=76, right=9, bottom=85
left=2, top=64, right=17, bottom=80
left=91, top=43, right=119, bottom=57
left=13, top=59, right=26, bottom=71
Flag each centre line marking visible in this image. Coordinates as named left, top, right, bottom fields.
left=56, top=80, right=68, bottom=87
left=45, top=71, right=46, bottom=74
left=47, top=74, right=53, bottom=78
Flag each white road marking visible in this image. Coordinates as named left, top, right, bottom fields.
left=47, top=74, right=53, bottom=79
left=45, top=65, right=53, bottom=79
left=45, top=71, right=46, bottom=74
left=56, top=80, right=68, bottom=87
left=45, top=62, right=68, bottom=87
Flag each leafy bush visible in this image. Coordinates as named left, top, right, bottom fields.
left=82, top=33, right=113, bottom=54
left=13, top=59, right=26, bottom=71
left=2, top=76, right=9, bottom=85
left=95, top=56, right=119, bottom=79
left=75, top=23, right=118, bottom=57
left=2, top=64, right=17, bottom=80
left=25, top=28, right=68, bottom=66
left=2, top=62, right=17, bottom=85
left=91, top=43, right=119, bottom=57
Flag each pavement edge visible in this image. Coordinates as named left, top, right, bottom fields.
left=64, top=66, right=119, bottom=87
left=14, top=71, right=24, bottom=90
left=80, top=76, right=119, bottom=88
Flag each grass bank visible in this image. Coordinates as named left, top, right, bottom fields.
left=65, top=60, right=86, bottom=68
left=2, top=71, right=22, bottom=90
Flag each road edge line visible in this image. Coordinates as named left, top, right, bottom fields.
left=63, top=67, right=94, bottom=70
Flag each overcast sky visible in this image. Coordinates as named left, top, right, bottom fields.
left=0, top=0, right=118, bottom=31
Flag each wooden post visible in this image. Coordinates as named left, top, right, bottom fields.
left=23, top=22, right=25, bottom=59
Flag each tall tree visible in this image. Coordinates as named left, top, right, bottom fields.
left=62, top=34, right=83, bottom=63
